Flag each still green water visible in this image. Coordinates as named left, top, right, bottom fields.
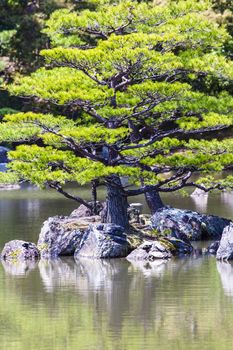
left=1, top=187, right=233, bottom=350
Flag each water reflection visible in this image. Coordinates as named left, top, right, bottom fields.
left=221, top=191, right=233, bottom=213
left=0, top=256, right=233, bottom=350
left=37, top=257, right=206, bottom=293
left=217, top=261, right=233, bottom=297
left=1, top=259, right=38, bottom=277
left=38, top=258, right=78, bottom=292
left=128, top=259, right=168, bottom=277
left=39, top=258, right=131, bottom=292
left=1, top=187, right=233, bottom=349
left=190, top=193, right=208, bottom=213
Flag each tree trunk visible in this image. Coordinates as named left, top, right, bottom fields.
left=103, top=175, right=129, bottom=229
left=145, top=188, right=164, bottom=215
left=91, top=180, right=98, bottom=215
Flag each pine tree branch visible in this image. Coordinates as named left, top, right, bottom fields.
left=48, top=181, right=92, bottom=209
left=121, top=124, right=231, bottom=151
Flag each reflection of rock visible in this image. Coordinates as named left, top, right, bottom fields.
left=128, top=255, right=203, bottom=277
left=37, top=216, right=85, bottom=258
left=191, top=187, right=208, bottom=197
left=128, top=259, right=168, bottom=277
left=217, top=261, right=233, bottom=296
left=39, top=258, right=79, bottom=292
left=221, top=191, right=233, bottom=212
left=1, top=259, right=38, bottom=277
left=1, top=240, right=40, bottom=261
left=39, top=257, right=132, bottom=331
left=0, top=183, right=20, bottom=190
left=217, top=223, right=233, bottom=260
left=39, top=257, right=130, bottom=293
left=152, top=206, right=230, bottom=241
left=191, top=193, right=208, bottom=213
left=75, top=224, right=131, bottom=259
left=38, top=255, right=206, bottom=335
left=76, top=258, right=130, bottom=291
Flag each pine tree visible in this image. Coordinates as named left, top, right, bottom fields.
left=1, top=0, right=233, bottom=229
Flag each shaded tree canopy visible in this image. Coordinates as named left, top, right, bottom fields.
left=209, top=0, right=233, bottom=59
left=0, top=0, right=233, bottom=226
left=0, top=0, right=69, bottom=74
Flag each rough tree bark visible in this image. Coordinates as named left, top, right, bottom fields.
left=145, top=188, right=164, bottom=215
left=91, top=180, right=98, bottom=215
left=103, top=175, right=129, bottom=229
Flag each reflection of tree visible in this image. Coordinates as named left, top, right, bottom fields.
left=0, top=257, right=233, bottom=349
left=39, top=258, right=134, bottom=332
left=38, top=257, right=206, bottom=335
left=217, top=261, right=233, bottom=297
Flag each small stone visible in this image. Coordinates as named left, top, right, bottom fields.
left=1, top=240, right=39, bottom=261
left=127, top=240, right=172, bottom=261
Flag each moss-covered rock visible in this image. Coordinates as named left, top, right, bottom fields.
left=1, top=240, right=39, bottom=261
left=74, top=224, right=131, bottom=259
left=37, top=216, right=85, bottom=258
left=151, top=206, right=230, bottom=241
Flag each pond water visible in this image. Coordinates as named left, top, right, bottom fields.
left=1, top=187, right=233, bottom=350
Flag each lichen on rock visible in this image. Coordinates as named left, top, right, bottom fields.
left=75, top=224, right=131, bottom=259
left=1, top=240, right=40, bottom=261
left=37, top=216, right=85, bottom=258
left=151, top=206, right=230, bottom=241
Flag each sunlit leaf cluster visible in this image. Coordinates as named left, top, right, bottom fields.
left=2, top=0, right=233, bottom=195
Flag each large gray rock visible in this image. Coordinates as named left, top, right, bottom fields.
left=74, top=224, right=131, bottom=259
left=127, top=240, right=172, bottom=261
left=1, top=240, right=39, bottom=261
left=151, top=206, right=230, bottom=241
left=216, top=224, right=233, bottom=260
left=37, top=216, right=85, bottom=258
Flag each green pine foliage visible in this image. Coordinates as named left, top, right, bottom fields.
left=1, top=0, right=233, bottom=197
